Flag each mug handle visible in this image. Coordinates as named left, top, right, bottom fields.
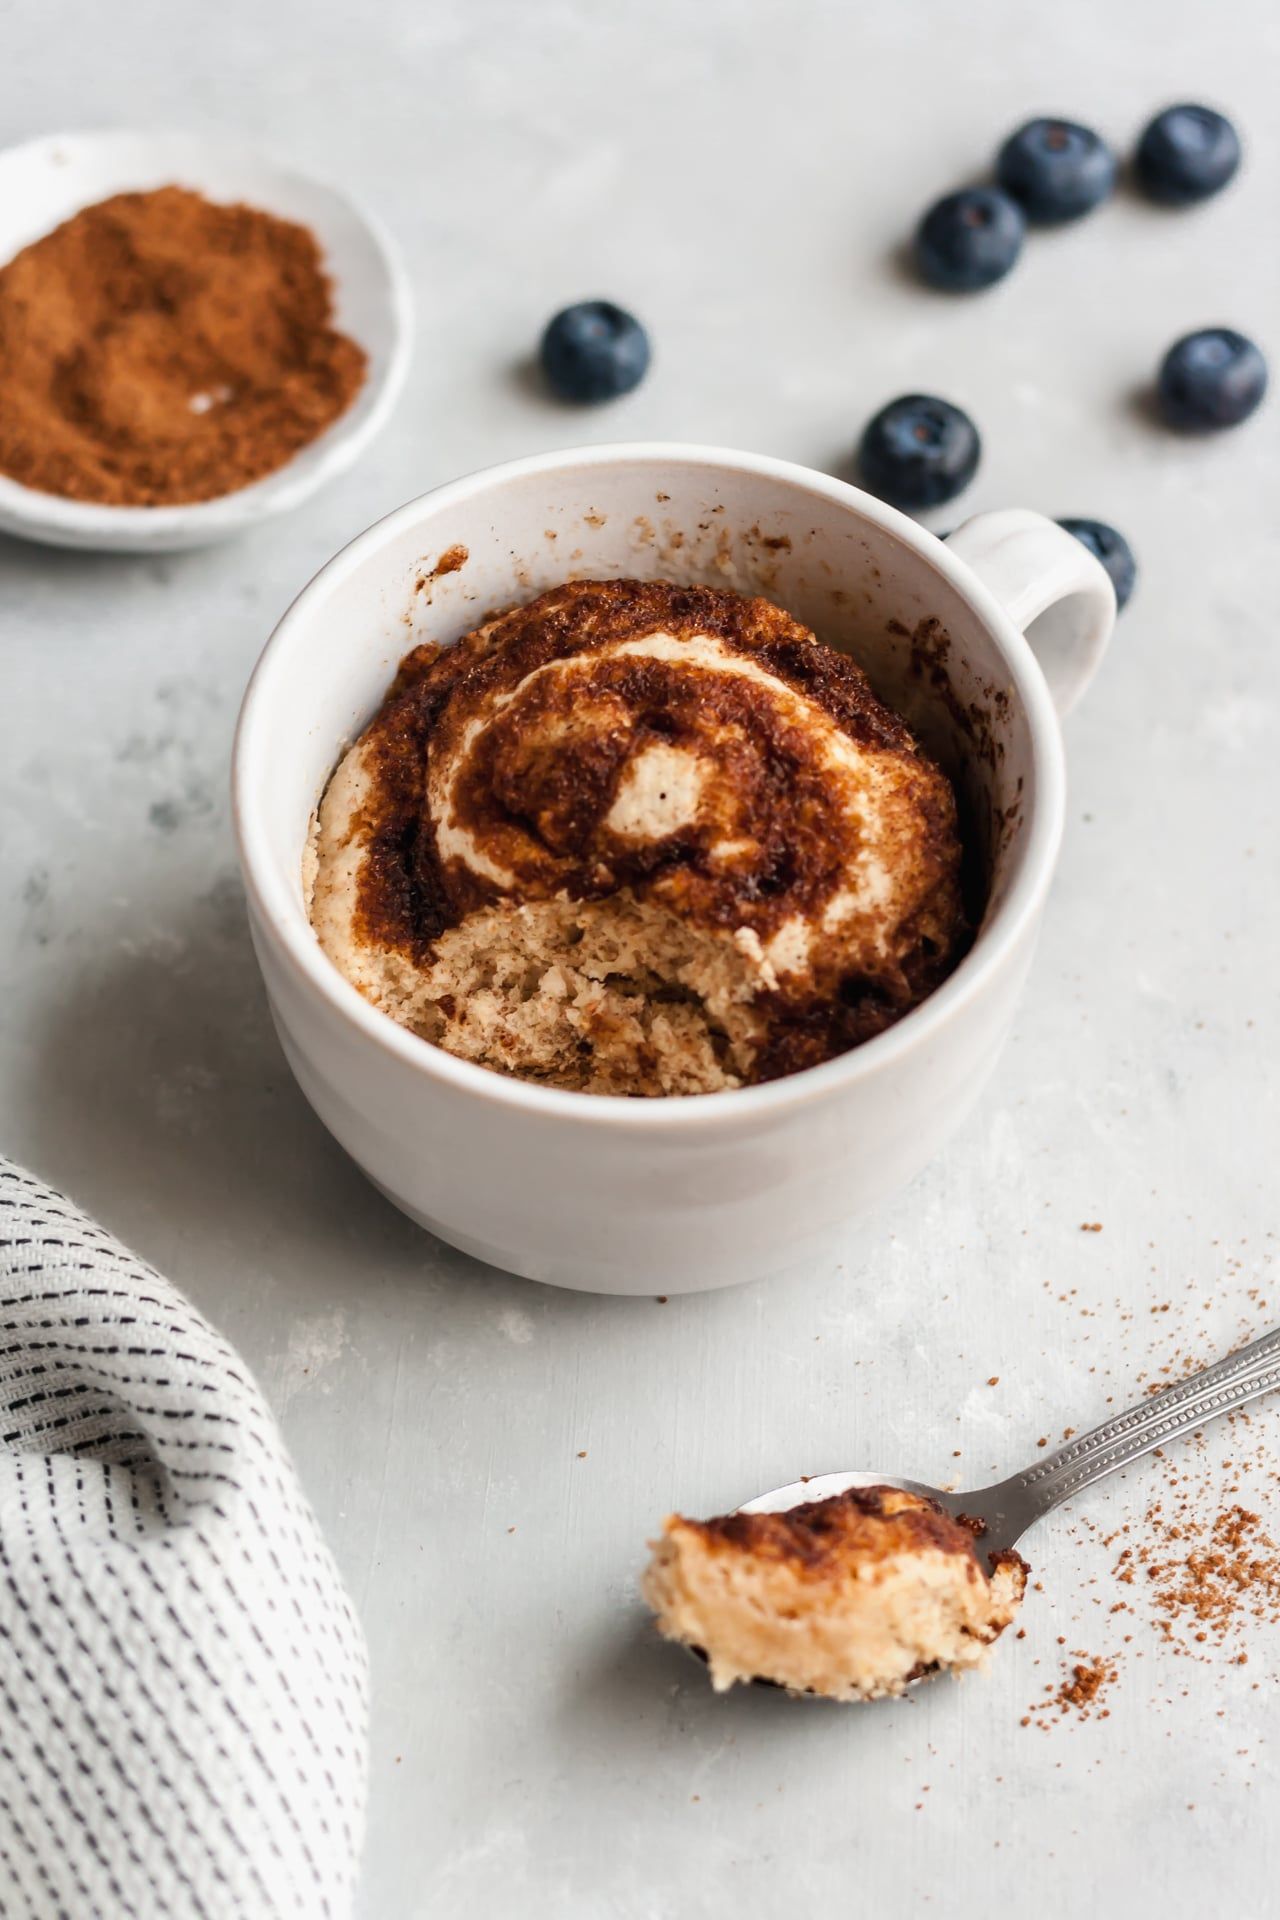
left=945, top=508, right=1116, bottom=717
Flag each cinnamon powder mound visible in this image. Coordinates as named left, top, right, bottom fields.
left=0, top=186, right=367, bottom=505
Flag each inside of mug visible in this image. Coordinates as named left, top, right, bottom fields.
left=249, top=453, right=1041, bottom=945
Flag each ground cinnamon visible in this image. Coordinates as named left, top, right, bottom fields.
left=1114, top=1486, right=1280, bottom=1653
left=0, top=186, right=367, bottom=505
left=1022, top=1652, right=1120, bottom=1728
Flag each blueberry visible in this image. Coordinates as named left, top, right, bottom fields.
left=539, top=301, right=650, bottom=403
left=1057, top=518, right=1137, bottom=612
left=1135, top=104, right=1241, bottom=206
left=857, top=395, right=981, bottom=510
left=996, top=117, right=1117, bottom=224
left=1157, top=328, right=1268, bottom=430
left=915, top=188, right=1025, bottom=291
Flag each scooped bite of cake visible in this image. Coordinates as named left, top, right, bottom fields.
left=644, top=1485, right=1027, bottom=1700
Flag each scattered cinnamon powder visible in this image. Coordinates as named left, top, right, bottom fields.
left=1016, top=1261, right=1280, bottom=1735
left=1025, top=1376, right=1280, bottom=1729
left=0, top=186, right=367, bottom=505
left=1022, top=1653, right=1119, bottom=1728
left=1114, top=1494, right=1280, bottom=1655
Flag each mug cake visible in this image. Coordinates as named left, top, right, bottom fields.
left=306, top=577, right=966, bottom=1096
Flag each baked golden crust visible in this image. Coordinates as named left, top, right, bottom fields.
left=644, top=1486, right=1029, bottom=1700
left=689, top=1484, right=988, bottom=1570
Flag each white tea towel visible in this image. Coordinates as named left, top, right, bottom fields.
left=0, top=1156, right=368, bottom=1919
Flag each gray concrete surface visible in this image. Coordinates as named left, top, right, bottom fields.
left=3, top=2, right=1279, bottom=1913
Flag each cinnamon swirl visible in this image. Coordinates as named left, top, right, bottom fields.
left=306, top=579, right=965, bottom=1096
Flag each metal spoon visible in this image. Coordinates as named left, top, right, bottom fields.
left=740, top=1323, right=1280, bottom=1550
left=687, top=1324, right=1280, bottom=1690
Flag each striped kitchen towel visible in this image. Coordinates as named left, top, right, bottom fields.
left=0, top=1155, right=367, bottom=1919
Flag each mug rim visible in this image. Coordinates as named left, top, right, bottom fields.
left=232, top=441, right=1066, bottom=1130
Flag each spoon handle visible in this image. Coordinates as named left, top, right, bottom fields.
left=992, top=1323, right=1280, bottom=1535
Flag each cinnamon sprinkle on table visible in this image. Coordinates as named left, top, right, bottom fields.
left=1023, top=1653, right=1120, bottom=1729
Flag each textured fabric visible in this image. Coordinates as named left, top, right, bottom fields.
left=0, top=1156, right=368, bottom=1919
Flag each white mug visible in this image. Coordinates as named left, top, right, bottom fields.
left=232, top=444, right=1114, bottom=1294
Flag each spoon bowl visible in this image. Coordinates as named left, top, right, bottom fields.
left=0, top=130, right=412, bottom=552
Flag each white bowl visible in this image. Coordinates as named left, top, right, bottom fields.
left=0, top=130, right=412, bottom=552
left=233, top=444, right=1115, bottom=1294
